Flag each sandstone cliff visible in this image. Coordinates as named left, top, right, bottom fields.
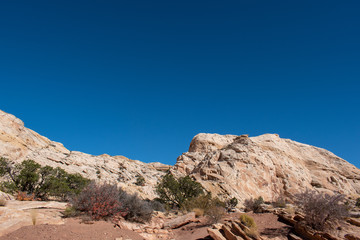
left=0, top=110, right=170, bottom=199
left=1, top=109, right=360, bottom=203
left=174, top=133, right=360, bottom=203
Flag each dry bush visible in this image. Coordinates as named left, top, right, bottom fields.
left=16, top=191, right=35, bottom=201
left=184, top=194, right=226, bottom=223
left=71, top=182, right=154, bottom=223
left=71, top=182, right=126, bottom=221
left=206, top=206, right=225, bottom=224
left=272, top=197, right=286, bottom=208
left=239, top=214, right=259, bottom=238
left=295, top=190, right=349, bottom=231
left=0, top=196, right=7, bottom=206
left=244, top=196, right=264, bottom=213
left=239, top=214, right=256, bottom=229
left=193, top=208, right=204, bottom=217
left=245, top=227, right=259, bottom=239
left=30, top=209, right=38, bottom=225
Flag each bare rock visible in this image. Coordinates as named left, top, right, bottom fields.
left=174, top=133, right=360, bottom=202
left=163, top=212, right=196, bottom=229
left=345, top=234, right=360, bottom=240
left=207, top=228, right=227, bottom=240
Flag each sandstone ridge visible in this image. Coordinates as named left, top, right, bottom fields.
left=0, top=109, right=170, bottom=199
left=174, top=132, right=360, bottom=203
left=1, top=109, right=360, bottom=202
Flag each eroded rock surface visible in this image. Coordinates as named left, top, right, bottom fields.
left=1, top=109, right=360, bottom=203
left=174, top=133, right=360, bottom=203
left=0, top=110, right=170, bottom=199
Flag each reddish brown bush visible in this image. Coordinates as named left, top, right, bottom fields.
left=71, top=182, right=154, bottom=222
left=16, top=191, right=36, bottom=201
left=71, top=182, right=127, bottom=220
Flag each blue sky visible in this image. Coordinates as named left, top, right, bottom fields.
left=0, top=1, right=359, bottom=167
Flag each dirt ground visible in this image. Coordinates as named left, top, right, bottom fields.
left=0, top=212, right=293, bottom=240
left=0, top=218, right=144, bottom=240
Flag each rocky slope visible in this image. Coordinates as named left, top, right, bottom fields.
left=174, top=133, right=360, bottom=203
left=0, top=110, right=170, bottom=199
left=1, top=109, right=360, bottom=202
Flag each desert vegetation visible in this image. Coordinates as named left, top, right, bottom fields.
left=294, top=190, right=349, bottom=231
left=69, top=181, right=158, bottom=223
left=0, top=157, right=89, bottom=201
left=156, top=172, right=227, bottom=223
left=244, top=196, right=264, bottom=213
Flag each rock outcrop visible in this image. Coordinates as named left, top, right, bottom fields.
left=1, top=109, right=360, bottom=202
left=0, top=110, right=170, bottom=199
left=174, top=133, right=360, bottom=202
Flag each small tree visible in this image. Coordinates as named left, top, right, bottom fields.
left=0, top=157, right=89, bottom=201
left=295, top=190, right=349, bottom=231
left=156, top=172, right=203, bottom=209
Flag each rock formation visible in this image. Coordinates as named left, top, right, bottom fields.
left=174, top=133, right=360, bottom=202
left=1, top=109, right=360, bottom=202
left=0, top=109, right=170, bottom=199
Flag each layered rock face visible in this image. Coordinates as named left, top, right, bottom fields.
left=1, top=109, right=360, bottom=202
left=174, top=133, right=360, bottom=202
left=0, top=110, right=170, bottom=199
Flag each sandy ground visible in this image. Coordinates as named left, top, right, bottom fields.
left=0, top=212, right=292, bottom=240
left=0, top=218, right=144, bottom=240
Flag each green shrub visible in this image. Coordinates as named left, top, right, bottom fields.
left=239, top=214, right=256, bottom=229
left=239, top=214, right=259, bottom=238
left=156, top=172, right=203, bottom=209
left=227, top=197, right=238, bottom=208
left=295, top=190, right=349, bottom=231
left=0, top=157, right=90, bottom=201
left=62, top=206, right=78, bottom=218
left=244, top=196, right=264, bottom=213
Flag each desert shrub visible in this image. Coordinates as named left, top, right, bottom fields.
left=156, top=172, right=203, bottom=209
left=272, top=197, right=286, bottom=208
left=227, top=197, right=238, bottom=209
left=147, top=199, right=165, bottom=212
left=185, top=194, right=226, bottom=223
left=239, top=214, right=256, bottom=228
left=71, top=182, right=126, bottom=220
left=294, top=190, right=349, bottom=231
left=0, top=196, right=7, bottom=206
left=62, top=206, right=78, bottom=218
left=193, top=208, right=204, bottom=217
left=239, top=214, right=259, bottom=238
left=244, top=196, right=264, bottom=213
left=206, top=205, right=225, bottom=224
left=71, top=182, right=154, bottom=223
left=245, top=227, right=259, bottom=239
left=356, top=197, right=360, bottom=207
left=135, top=174, right=145, bottom=186
left=118, top=191, right=153, bottom=223
left=0, top=157, right=90, bottom=201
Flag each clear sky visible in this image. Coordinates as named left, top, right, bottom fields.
left=0, top=1, right=359, bottom=167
